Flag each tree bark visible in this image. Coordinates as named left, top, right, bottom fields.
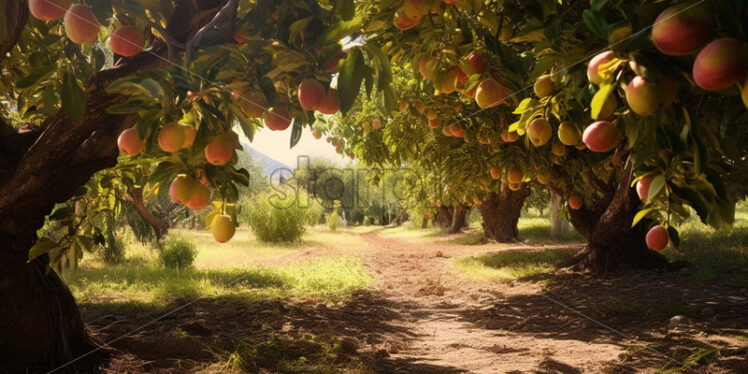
left=123, top=187, right=169, bottom=240
left=477, top=183, right=530, bottom=242
left=0, top=1, right=217, bottom=370
left=448, top=205, right=469, bottom=234
left=555, top=159, right=667, bottom=271
left=433, top=206, right=453, bottom=229
left=550, top=191, right=570, bottom=236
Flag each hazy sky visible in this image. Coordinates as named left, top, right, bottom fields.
left=240, top=126, right=350, bottom=168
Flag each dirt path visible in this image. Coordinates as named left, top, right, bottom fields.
left=356, top=233, right=623, bottom=373
left=85, top=228, right=748, bottom=373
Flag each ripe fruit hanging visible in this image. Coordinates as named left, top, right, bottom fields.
left=29, top=0, right=72, bottom=21
left=587, top=51, right=614, bottom=85
left=169, top=175, right=197, bottom=205
left=117, top=128, right=144, bottom=156
left=534, top=75, right=555, bottom=98
left=428, top=119, right=439, bottom=129
left=320, top=50, right=347, bottom=73
left=460, top=52, right=487, bottom=76
left=317, top=89, right=340, bottom=114
left=568, top=193, right=583, bottom=210
left=501, top=129, right=518, bottom=143
left=403, top=0, right=425, bottom=20
left=646, top=225, right=669, bottom=251
left=508, top=182, right=523, bottom=192
left=185, top=184, right=211, bottom=210
left=551, top=142, right=566, bottom=157
left=507, top=167, right=523, bottom=184
left=181, top=125, right=196, bottom=149
left=110, top=26, right=144, bottom=57
left=449, top=123, right=465, bottom=137
left=212, top=215, right=236, bottom=243
left=475, top=78, right=507, bottom=109
left=582, top=121, right=621, bottom=153
left=372, top=118, right=382, bottom=129
left=264, top=108, right=292, bottom=131
left=158, top=123, right=185, bottom=153
left=419, top=57, right=433, bottom=80
left=426, top=109, right=438, bottom=120
left=393, top=9, right=419, bottom=31
left=297, top=79, right=325, bottom=110
left=204, top=134, right=234, bottom=166
left=64, top=5, right=100, bottom=44
left=527, top=118, right=552, bottom=147
left=440, top=68, right=458, bottom=94
left=636, top=175, right=655, bottom=202
left=626, top=76, right=660, bottom=116
left=558, top=121, right=580, bottom=146
left=312, top=129, right=322, bottom=139
left=693, top=38, right=747, bottom=91
left=652, top=3, right=713, bottom=56
left=490, top=167, right=501, bottom=180
left=414, top=100, right=426, bottom=113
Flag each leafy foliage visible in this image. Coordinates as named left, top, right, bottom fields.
left=158, top=235, right=197, bottom=270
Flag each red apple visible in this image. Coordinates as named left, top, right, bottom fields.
left=568, top=193, right=583, bottom=210
left=582, top=121, right=621, bottom=152
left=264, top=108, right=292, bottom=131
left=475, top=78, right=508, bottom=109
left=587, top=51, right=614, bottom=86
left=449, top=123, right=465, bottom=137
left=64, top=5, right=99, bottom=44
left=646, top=225, right=669, bottom=251
left=117, top=127, right=144, bottom=156
left=297, top=79, right=325, bottom=110
left=636, top=175, right=655, bottom=201
left=110, top=26, right=144, bottom=57
left=169, top=175, right=197, bottom=205
left=693, top=38, right=747, bottom=91
left=652, top=3, right=713, bottom=56
left=158, top=122, right=185, bottom=153
left=204, top=133, right=234, bottom=166
left=317, top=89, right=340, bottom=114
left=626, top=76, right=660, bottom=116
left=29, top=0, right=72, bottom=21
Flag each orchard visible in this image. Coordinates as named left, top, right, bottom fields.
left=0, top=0, right=747, bottom=372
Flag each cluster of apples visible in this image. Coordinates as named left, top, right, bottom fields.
left=393, top=0, right=461, bottom=31
left=29, top=0, right=145, bottom=56
left=419, top=51, right=511, bottom=112
left=487, top=165, right=525, bottom=191
left=169, top=174, right=235, bottom=243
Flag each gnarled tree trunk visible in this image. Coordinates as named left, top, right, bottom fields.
left=552, top=158, right=667, bottom=272
left=550, top=191, right=570, bottom=236
left=0, top=1, right=205, bottom=371
left=477, top=183, right=530, bottom=242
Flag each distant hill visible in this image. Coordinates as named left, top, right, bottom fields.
left=241, top=143, right=291, bottom=176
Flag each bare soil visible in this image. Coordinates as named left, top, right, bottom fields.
left=83, top=229, right=747, bottom=373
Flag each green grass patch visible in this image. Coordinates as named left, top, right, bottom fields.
left=518, top=217, right=585, bottom=244
left=63, top=256, right=371, bottom=312
left=453, top=248, right=576, bottom=281
left=670, top=203, right=748, bottom=286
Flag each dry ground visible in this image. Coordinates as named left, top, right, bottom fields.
left=81, top=227, right=747, bottom=373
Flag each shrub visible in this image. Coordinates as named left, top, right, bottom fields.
left=241, top=193, right=320, bottom=242
left=101, top=236, right=126, bottom=264
left=326, top=210, right=341, bottom=231
left=159, top=235, right=197, bottom=270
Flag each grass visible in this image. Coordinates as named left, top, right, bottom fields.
left=452, top=248, right=577, bottom=281
left=669, top=202, right=748, bottom=286
left=62, top=227, right=371, bottom=312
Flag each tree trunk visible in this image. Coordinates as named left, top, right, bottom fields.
left=433, top=206, right=453, bottom=229
left=123, top=187, right=169, bottom=240
left=421, top=216, right=429, bottom=229
left=448, top=205, right=469, bottom=234
left=477, top=183, right=530, bottom=242
left=550, top=191, right=570, bottom=236
left=0, top=232, right=100, bottom=372
left=0, top=1, right=212, bottom=370
left=558, top=160, right=667, bottom=271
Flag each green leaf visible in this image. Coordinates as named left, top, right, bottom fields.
left=647, top=175, right=666, bottom=202
left=49, top=206, right=75, bottom=221
left=290, top=119, right=302, bottom=149
left=590, top=79, right=615, bottom=120
left=61, top=72, right=86, bottom=123
left=28, top=238, right=60, bottom=262
left=667, top=226, right=680, bottom=248
left=16, top=65, right=57, bottom=89
left=239, top=120, right=255, bottom=143
left=582, top=9, right=610, bottom=37
left=338, top=48, right=364, bottom=115
left=336, top=0, right=355, bottom=21
left=632, top=207, right=654, bottom=227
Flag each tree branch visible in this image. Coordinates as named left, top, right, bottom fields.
left=185, top=0, right=238, bottom=65
left=0, top=0, right=29, bottom=65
